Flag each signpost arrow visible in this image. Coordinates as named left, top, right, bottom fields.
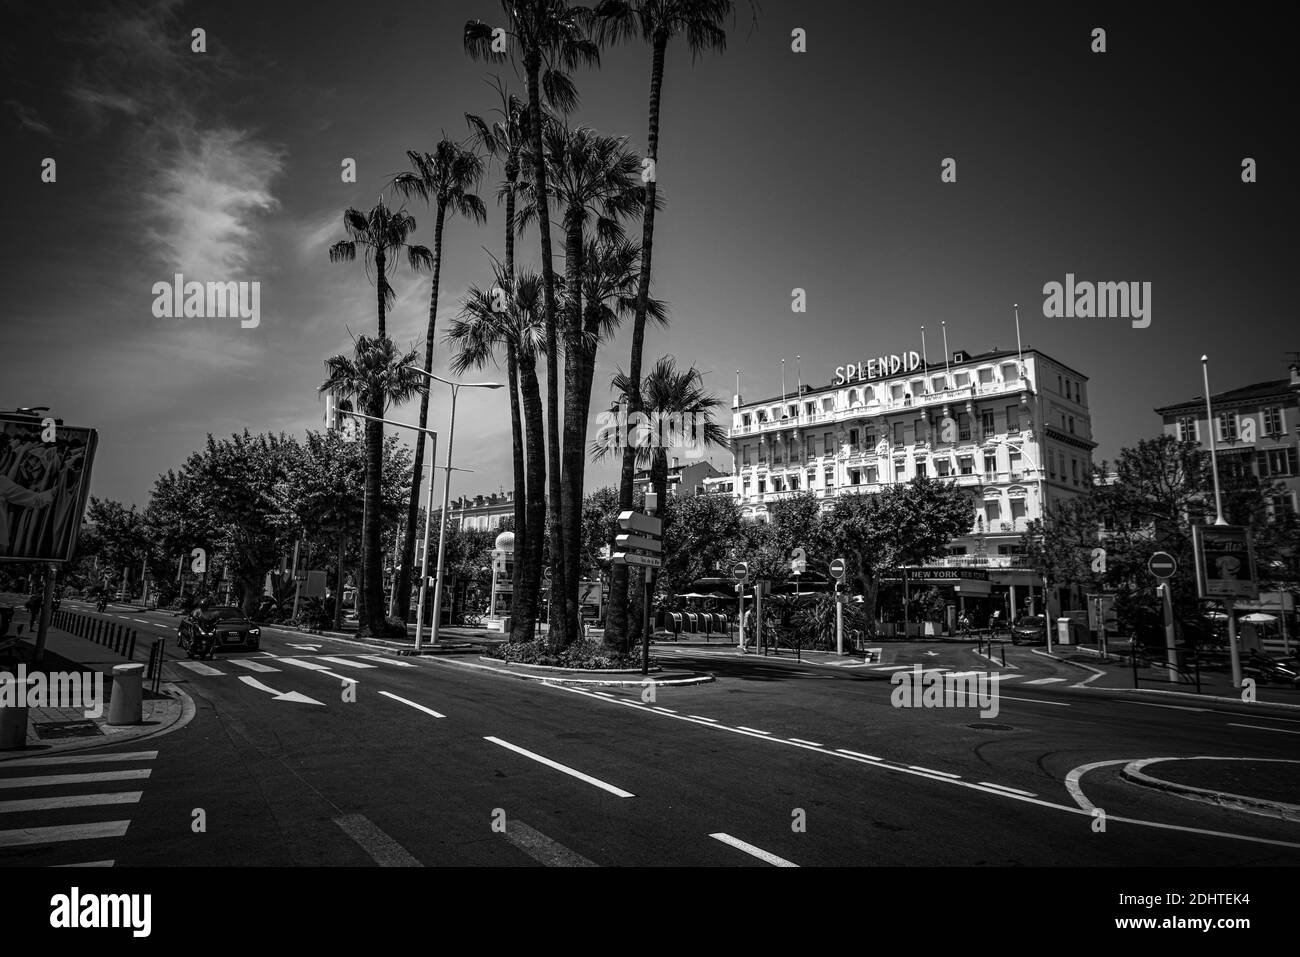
left=612, top=551, right=662, bottom=569
left=617, top=510, right=663, bottom=537
left=238, top=676, right=325, bottom=706
left=615, top=533, right=663, bottom=554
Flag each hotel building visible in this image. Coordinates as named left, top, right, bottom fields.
left=705, top=346, right=1098, bottom=623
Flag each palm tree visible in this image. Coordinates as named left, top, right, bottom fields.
left=320, top=336, right=426, bottom=638
left=328, top=201, right=434, bottom=340
left=447, top=267, right=549, bottom=641
left=594, top=0, right=744, bottom=645
left=466, top=2, right=601, bottom=642
left=597, top=356, right=729, bottom=650
left=466, top=81, right=548, bottom=638
left=387, top=140, right=487, bottom=622
left=517, top=124, right=644, bottom=644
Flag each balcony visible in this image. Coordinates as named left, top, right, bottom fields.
left=932, top=554, right=1034, bottom=569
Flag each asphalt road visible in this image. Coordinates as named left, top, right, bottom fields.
left=4, top=599, right=1299, bottom=867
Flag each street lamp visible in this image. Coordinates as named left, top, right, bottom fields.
left=415, top=371, right=504, bottom=646
left=1201, top=355, right=1228, bottom=526
left=341, top=410, right=438, bottom=652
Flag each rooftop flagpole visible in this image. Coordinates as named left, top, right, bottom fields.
left=941, top=321, right=951, bottom=378
left=1014, top=303, right=1023, bottom=364
left=921, top=326, right=929, bottom=390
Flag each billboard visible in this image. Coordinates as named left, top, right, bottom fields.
left=1192, top=524, right=1258, bottom=600
left=0, top=413, right=98, bottom=563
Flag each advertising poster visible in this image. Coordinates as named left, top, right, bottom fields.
left=0, top=413, right=98, bottom=563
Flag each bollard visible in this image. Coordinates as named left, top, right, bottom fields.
left=0, top=674, right=33, bottom=749
left=113, top=625, right=123, bottom=654
left=107, top=663, right=145, bottom=726
left=126, top=630, right=136, bottom=660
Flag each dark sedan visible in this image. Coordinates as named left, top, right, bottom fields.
left=1010, top=615, right=1047, bottom=645
left=178, top=605, right=262, bottom=653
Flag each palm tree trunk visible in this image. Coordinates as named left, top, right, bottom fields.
left=376, top=247, right=388, bottom=341
left=559, top=213, right=585, bottom=646
left=611, top=32, right=669, bottom=649
left=646, top=449, right=669, bottom=638
left=525, top=52, right=565, bottom=648
left=397, top=204, right=447, bottom=622
left=363, top=400, right=386, bottom=636
left=504, top=170, right=529, bottom=641
left=518, top=350, right=546, bottom=641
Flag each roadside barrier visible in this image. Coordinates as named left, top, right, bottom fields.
left=52, top=610, right=138, bottom=661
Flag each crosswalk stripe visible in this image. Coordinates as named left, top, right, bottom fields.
left=0, top=770, right=152, bottom=790
left=357, top=655, right=415, bottom=667
left=279, top=658, right=331, bottom=671
left=0, top=791, right=143, bottom=814
left=0, top=751, right=157, bottom=768
left=1023, top=677, right=1068, bottom=685
left=709, top=832, right=798, bottom=867
left=315, top=656, right=377, bottom=669
left=174, top=660, right=225, bottom=676
left=228, top=659, right=280, bottom=673
left=0, top=820, right=131, bottom=848
left=501, top=819, right=597, bottom=867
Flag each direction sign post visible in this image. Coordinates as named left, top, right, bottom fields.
left=1193, top=525, right=1258, bottom=688
left=1148, top=550, right=1180, bottom=681
left=1148, top=551, right=1177, bottom=580
left=732, top=561, right=749, bottom=650
left=613, top=497, right=663, bottom=675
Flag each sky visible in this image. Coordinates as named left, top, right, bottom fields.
left=2, top=0, right=1296, bottom=509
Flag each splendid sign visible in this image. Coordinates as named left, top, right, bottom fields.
left=833, top=350, right=922, bottom=386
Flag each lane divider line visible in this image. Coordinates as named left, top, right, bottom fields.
left=484, top=736, right=635, bottom=798
left=377, top=691, right=444, bottom=718
left=709, top=832, right=798, bottom=867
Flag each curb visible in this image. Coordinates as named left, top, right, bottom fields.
left=1031, top=647, right=1106, bottom=686
left=1080, top=685, right=1300, bottom=711
left=478, top=656, right=663, bottom=675
left=1119, top=757, right=1300, bottom=823
left=430, top=655, right=714, bottom=688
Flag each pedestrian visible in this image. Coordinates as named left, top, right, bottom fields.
left=742, top=607, right=755, bottom=653
left=25, top=591, right=42, bottom=624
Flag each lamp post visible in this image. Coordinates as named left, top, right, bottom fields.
left=341, top=410, right=437, bottom=651
left=415, top=371, right=504, bottom=646
left=1201, top=355, right=1228, bottom=526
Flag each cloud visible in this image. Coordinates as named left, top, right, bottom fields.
left=6, top=99, right=54, bottom=135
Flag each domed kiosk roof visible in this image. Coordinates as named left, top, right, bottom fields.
left=494, top=530, right=515, bottom=551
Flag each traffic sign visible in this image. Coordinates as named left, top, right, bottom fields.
left=612, top=551, right=662, bottom=569
left=1148, top=551, right=1177, bottom=580
left=732, top=561, right=749, bottom=583
left=617, top=509, right=663, bottom=537
left=829, top=558, right=846, bottom=582
left=615, top=532, right=662, bottom=554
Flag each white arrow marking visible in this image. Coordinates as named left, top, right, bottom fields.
left=923, top=651, right=939, bottom=657
left=288, top=643, right=322, bottom=651
left=238, top=675, right=325, bottom=705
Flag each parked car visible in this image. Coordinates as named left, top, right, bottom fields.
left=1010, top=615, right=1047, bottom=645
left=178, top=605, right=261, bottom=653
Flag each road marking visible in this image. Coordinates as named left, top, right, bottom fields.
left=316, top=656, right=376, bottom=669
left=688, top=715, right=717, bottom=722
left=174, top=660, right=225, bottom=676
left=1023, top=677, right=1068, bottom=685
left=229, top=658, right=280, bottom=673
left=320, top=671, right=359, bottom=685
left=872, top=665, right=911, bottom=671
left=736, top=726, right=771, bottom=735
left=990, top=673, right=1022, bottom=681
left=0, top=791, right=143, bottom=814
left=333, top=813, right=422, bottom=867
left=0, top=820, right=131, bottom=848
left=52, top=860, right=115, bottom=867
left=709, top=833, right=798, bottom=867
left=996, top=694, right=1071, bottom=707
left=1130, top=702, right=1208, bottom=713
left=1228, top=723, right=1300, bottom=735
left=788, top=738, right=824, bottom=747
left=378, top=691, right=444, bottom=718
left=287, top=643, right=323, bottom=651
left=978, top=782, right=1037, bottom=797
left=0, top=770, right=151, bottom=790
left=836, top=749, right=881, bottom=761
left=501, top=820, right=598, bottom=867
left=944, top=671, right=981, bottom=678
left=484, top=737, right=635, bottom=798
left=132, top=619, right=148, bottom=624
left=908, top=765, right=960, bottom=779
left=236, top=676, right=325, bottom=706
left=279, top=657, right=331, bottom=671
left=357, top=654, right=415, bottom=667
left=592, top=691, right=614, bottom=697
left=0, top=751, right=156, bottom=768
left=653, top=707, right=677, bottom=714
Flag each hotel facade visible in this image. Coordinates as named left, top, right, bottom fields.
left=704, top=346, right=1098, bottom=624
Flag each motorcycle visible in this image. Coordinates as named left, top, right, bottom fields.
left=181, top=619, right=218, bottom=660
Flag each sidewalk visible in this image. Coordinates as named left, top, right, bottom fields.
left=0, top=624, right=187, bottom=759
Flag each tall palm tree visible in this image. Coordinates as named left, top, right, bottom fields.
left=597, top=356, right=729, bottom=650
left=466, top=2, right=601, bottom=642
left=517, top=124, right=644, bottom=644
left=466, top=81, right=549, bottom=638
left=594, top=0, right=744, bottom=644
left=320, top=336, right=426, bottom=638
left=388, top=140, right=487, bottom=621
left=448, top=268, right=549, bottom=640
left=328, top=201, right=434, bottom=340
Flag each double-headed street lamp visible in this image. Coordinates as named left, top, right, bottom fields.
left=414, top=371, right=504, bottom=646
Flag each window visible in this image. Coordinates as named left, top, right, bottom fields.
left=954, top=372, right=970, bottom=388
left=958, top=412, right=971, bottom=441
left=947, top=546, right=968, bottom=556
left=1068, top=416, right=1075, bottom=434
left=891, top=383, right=906, bottom=401
left=937, top=458, right=952, bottom=477
left=1009, top=449, right=1022, bottom=475
left=978, top=367, right=994, bottom=385
left=849, top=468, right=861, bottom=485
left=773, top=446, right=782, bottom=465
left=1003, top=363, right=1020, bottom=384
left=1058, top=374, right=1063, bottom=394
left=997, top=544, right=1024, bottom=556
left=866, top=466, right=878, bottom=484
left=864, top=428, right=877, bottom=448
left=911, top=379, right=926, bottom=398
left=1048, top=451, right=1055, bottom=480
left=1071, top=458, right=1079, bottom=485
left=890, top=421, right=903, bottom=446
left=1060, top=413, right=1067, bottom=430
left=742, top=478, right=750, bottom=493
left=824, top=468, right=834, bottom=488
left=986, top=500, right=1001, bottom=521
left=916, top=460, right=928, bottom=478
left=932, top=375, right=947, bottom=393
left=741, top=413, right=751, bottom=428
left=981, top=410, right=996, bottom=437
left=1010, top=499, right=1026, bottom=521
left=914, top=418, right=927, bottom=443
left=804, top=401, right=815, bottom=416
left=1271, top=492, right=1297, bottom=516
left=824, top=431, right=835, bottom=454
left=1006, top=405, right=1020, bottom=432
left=807, top=435, right=816, bottom=458
left=848, top=427, right=859, bottom=449
left=958, top=455, right=974, bottom=475
left=742, top=445, right=752, bottom=466
left=757, top=409, right=767, bottom=424
left=772, top=476, right=784, bottom=492
left=1218, top=412, right=1238, bottom=441
left=1176, top=415, right=1197, bottom=442
left=983, top=452, right=997, bottom=477
left=789, top=474, right=800, bottom=490
left=757, top=478, right=766, bottom=493
left=1263, top=406, right=1284, bottom=435
left=1259, top=447, right=1299, bottom=477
